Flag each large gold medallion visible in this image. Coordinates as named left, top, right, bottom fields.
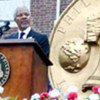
left=49, top=0, right=100, bottom=98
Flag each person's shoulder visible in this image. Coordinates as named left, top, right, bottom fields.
left=31, top=29, right=48, bottom=38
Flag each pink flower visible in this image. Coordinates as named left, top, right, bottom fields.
left=68, top=92, right=78, bottom=100
left=92, top=86, right=100, bottom=94
left=40, top=92, right=49, bottom=100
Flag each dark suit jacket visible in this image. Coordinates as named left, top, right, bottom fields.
left=4, top=29, right=50, bottom=56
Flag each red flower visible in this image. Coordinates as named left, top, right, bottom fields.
left=92, top=85, right=100, bottom=94
left=68, top=92, right=78, bottom=100
left=40, top=92, right=49, bottom=100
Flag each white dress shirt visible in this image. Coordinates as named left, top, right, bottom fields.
left=18, top=27, right=31, bottom=39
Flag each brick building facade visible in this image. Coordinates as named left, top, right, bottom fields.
left=2, top=0, right=72, bottom=38
left=31, top=0, right=72, bottom=37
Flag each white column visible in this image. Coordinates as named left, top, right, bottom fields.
left=56, top=0, right=61, bottom=20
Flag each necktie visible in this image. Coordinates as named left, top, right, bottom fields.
left=20, top=32, right=25, bottom=39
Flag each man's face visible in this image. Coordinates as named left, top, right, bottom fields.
left=15, top=8, right=31, bottom=31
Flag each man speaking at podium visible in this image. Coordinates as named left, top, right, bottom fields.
left=4, top=6, right=50, bottom=57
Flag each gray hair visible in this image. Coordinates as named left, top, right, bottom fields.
left=13, top=6, right=31, bottom=21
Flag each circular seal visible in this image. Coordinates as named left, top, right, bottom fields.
left=0, top=53, right=10, bottom=86
left=49, top=0, right=100, bottom=98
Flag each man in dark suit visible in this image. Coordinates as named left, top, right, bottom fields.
left=4, top=6, right=50, bottom=56
left=4, top=6, right=52, bottom=92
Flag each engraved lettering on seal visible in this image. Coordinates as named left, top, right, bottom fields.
left=0, top=53, right=10, bottom=86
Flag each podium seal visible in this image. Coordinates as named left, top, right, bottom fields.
left=49, top=0, right=100, bottom=98
left=0, top=53, right=10, bottom=86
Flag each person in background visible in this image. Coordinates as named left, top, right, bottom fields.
left=4, top=6, right=50, bottom=57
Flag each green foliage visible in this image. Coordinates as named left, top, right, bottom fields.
left=8, top=97, right=18, bottom=100
left=0, top=97, right=18, bottom=100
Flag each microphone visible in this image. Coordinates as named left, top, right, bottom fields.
left=0, top=21, right=10, bottom=37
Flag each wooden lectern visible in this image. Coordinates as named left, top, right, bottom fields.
left=0, top=39, right=52, bottom=100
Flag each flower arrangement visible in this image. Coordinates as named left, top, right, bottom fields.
left=1, top=85, right=100, bottom=100
left=84, top=85, right=100, bottom=100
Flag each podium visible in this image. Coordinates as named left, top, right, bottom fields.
left=0, top=39, right=52, bottom=100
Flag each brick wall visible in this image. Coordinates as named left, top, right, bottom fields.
left=31, top=0, right=72, bottom=37
left=60, top=0, right=72, bottom=14
left=31, top=0, right=56, bottom=37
